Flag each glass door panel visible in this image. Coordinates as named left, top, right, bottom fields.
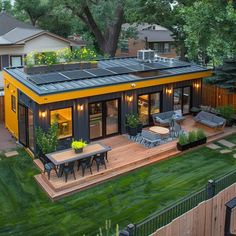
left=150, top=93, right=161, bottom=115
left=28, top=109, right=34, bottom=151
left=138, top=94, right=149, bottom=126
left=19, top=104, right=27, bottom=146
left=173, top=88, right=182, bottom=111
left=183, top=87, right=191, bottom=114
left=89, top=103, right=103, bottom=139
left=106, top=99, right=119, bottom=135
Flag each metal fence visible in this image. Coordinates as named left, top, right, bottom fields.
left=120, top=169, right=236, bottom=236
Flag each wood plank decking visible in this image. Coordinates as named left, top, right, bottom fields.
left=34, top=116, right=236, bottom=200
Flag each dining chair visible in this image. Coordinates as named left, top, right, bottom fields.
left=39, top=156, right=58, bottom=180
left=62, top=161, right=76, bottom=182
left=77, top=156, right=93, bottom=177
left=94, top=153, right=107, bottom=172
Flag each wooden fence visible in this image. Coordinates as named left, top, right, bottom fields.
left=0, top=96, right=4, bottom=123
left=152, top=183, right=236, bottom=236
left=202, top=84, right=236, bottom=109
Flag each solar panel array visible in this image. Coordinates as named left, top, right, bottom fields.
left=28, top=59, right=191, bottom=86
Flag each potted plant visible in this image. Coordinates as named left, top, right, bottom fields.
left=177, top=133, right=190, bottom=151
left=217, top=105, right=235, bottom=127
left=188, top=130, right=198, bottom=148
left=71, top=139, right=87, bottom=153
left=196, top=129, right=207, bottom=145
left=126, top=114, right=140, bottom=136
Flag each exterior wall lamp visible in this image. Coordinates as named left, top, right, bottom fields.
left=165, top=88, right=172, bottom=95
left=194, top=82, right=200, bottom=89
left=78, top=104, right=84, bottom=111
left=127, top=95, right=133, bottom=102
left=40, top=111, right=47, bottom=118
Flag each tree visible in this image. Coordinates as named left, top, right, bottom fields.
left=207, top=58, right=236, bottom=92
left=180, top=1, right=236, bottom=66
left=14, top=0, right=52, bottom=26
left=0, top=0, right=12, bottom=13
left=63, top=0, right=125, bottom=56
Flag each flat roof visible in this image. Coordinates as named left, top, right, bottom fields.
left=4, top=58, right=211, bottom=96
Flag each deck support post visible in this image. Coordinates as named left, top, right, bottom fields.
left=224, top=197, right=236, bottom=236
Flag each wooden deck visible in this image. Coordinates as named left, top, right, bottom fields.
left=34, top=116, right=236, bottom=200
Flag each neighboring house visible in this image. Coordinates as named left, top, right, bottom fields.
left=116, top=23, right=177, bottom=58
left=0, top=10, right=79, bottom=90
left=3, top=55, right=211, bottom=154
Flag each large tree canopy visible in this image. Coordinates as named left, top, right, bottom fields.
left=181, top=1, right=236, bottom=66
left=63, top=0, right=125, bottom=56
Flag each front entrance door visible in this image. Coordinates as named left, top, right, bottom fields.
left=89, top=99, right=120, bottom=140
left=19, top=104, right=34, bottom=151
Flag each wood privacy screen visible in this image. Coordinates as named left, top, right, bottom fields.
left=0, top=96, right=4, bottom=123
left=202, top=84, right=236, bottom=109
left=152, top=183, right=236, bottom=236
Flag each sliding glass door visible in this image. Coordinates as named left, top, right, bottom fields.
left=173, top=87, right=191, bottom=114
left=18, top=104, right=34, bottom=151
left=89, top=99, right=120, bottom=140
left=138, top=92, right=161, bottom=126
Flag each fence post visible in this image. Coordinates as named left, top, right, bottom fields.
left=206, top=179, right=216, bottom=199
left=119, top=224, right=135, bottom=236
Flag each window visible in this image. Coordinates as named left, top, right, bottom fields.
left=10, top=56, right=22, bottom=67
left=153, top=43, right=171, bottom=54
left=11, top=95, right=16, bottom=112
left=50, top=108, right=73, bottom=139
left=173, top=87, right=191, bottom=115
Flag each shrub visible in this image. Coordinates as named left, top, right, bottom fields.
left=217, top=105, right=234, bottom=121
left=178, top=133, right=189, bottom=145
left=188, top=131, right=197, bottom=143
left=35, top=123, right=58, bottom=155
left=126, top=113, right=140, bottom=128
left=44, top=51, right=57, bottom=66
left=71, top=140, right=87, bottom=150
left=196, top=129, right=206, bottom=140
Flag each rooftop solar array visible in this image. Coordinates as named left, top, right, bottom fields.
left=27, top=58, right=191, bottom=86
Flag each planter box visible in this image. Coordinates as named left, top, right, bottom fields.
left=24, top=61, right=98, bottom=75
left=127, top=126, right=138, bottom=137
left=177, top=142, right=190, bottom=151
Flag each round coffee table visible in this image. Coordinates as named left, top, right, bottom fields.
left=149, top=126, right=169, bottom=135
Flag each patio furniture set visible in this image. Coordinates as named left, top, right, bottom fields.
left=41, top=143, right=111, bottom=182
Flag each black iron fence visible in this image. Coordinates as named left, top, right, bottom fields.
left=120, top=169, right=236, bottom=236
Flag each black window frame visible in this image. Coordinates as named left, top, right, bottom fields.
left=10, top=55, right=23, bottom=67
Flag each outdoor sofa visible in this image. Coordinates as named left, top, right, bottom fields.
left=152, top=110, right=185, bottom=127
left=193, top=111, right=226, bottom=129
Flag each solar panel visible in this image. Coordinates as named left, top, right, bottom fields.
left=28, top=73, right=69, bottom=85
left=127, top=64, right=155, bottom=72
left=84, top=68, right=115, bottom=77
left=62, top=70, right=94, bottom=80
left=143, top=63, right=169, bottom=70
left=108, top=66, right=134, bottom=74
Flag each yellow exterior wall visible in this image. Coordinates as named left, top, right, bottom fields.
left=4, top=78, right=18, bottom=138
left=3, top=70, right=212, bottom=105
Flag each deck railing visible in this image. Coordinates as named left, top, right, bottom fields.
left=120, top=169, right=236, bottom=236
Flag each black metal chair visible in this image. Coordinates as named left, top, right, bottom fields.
left=62, top=161, right=76, bottom=182
left=39, top=156, right=58, bottom=180
left=94, top=153, right=107, bottom=172
left=77, top=156, right=93, bottom=177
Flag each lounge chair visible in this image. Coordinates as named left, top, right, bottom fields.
left=141, top=130, right=161, bottom=148
left=152, top=110, right=185, bottom=127
left=193, top=111, right=226, bottom=129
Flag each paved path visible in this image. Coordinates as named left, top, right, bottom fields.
left=0, top=123, right=16, bottom=151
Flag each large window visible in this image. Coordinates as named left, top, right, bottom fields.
left=50, top=107, right=73, bottom=139
left=138, top=92, right=161, bottom=126
left=10, top=56, right=22, bottom=67
left=173, top=87, right=191, bottom=115
left=11, top=95, right=16, bottom=112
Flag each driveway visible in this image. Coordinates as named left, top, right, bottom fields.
left=0, top=123, right=16, bottom=151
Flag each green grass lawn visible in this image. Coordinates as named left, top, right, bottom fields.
left=1, top=136, right=236, bottom=236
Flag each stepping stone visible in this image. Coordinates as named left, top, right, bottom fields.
left=218, top=139, right=236, bottom=148
left=206, top=143, right=221, bottom=150
left=4, top=150, right=18, bottom=158
left=220, top=149, right=232, bottom=154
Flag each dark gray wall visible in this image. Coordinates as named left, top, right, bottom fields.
left=1, top=55, right=9, bottom=69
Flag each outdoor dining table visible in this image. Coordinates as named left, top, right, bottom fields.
left=46, top=143, right=112, bottom=177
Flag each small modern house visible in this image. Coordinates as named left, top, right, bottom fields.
left=3, top=55, right=211, bottom=154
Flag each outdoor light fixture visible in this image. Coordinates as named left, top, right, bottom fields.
left=78, top=104, right=84, bottom=111
left=127, top=95, right=133, bottom=102
left=166, top=88, right=172, bottom=95
left=194, top=82, right=200, bottom=89
left=131, top=83, right=136, bottom=88
left=41, top=111, right=46, bottom=118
